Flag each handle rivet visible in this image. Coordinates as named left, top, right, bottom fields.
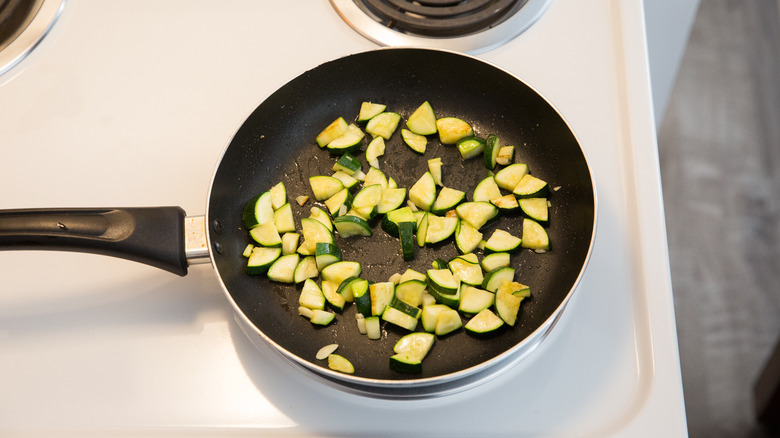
left=212, top=219, right=223, bottom=233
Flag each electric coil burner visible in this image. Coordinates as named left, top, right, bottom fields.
left=0, top=0, right=64, bottom=76
left=331, top=0, right=552, bottom=53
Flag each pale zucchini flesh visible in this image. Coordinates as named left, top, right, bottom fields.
left=465, top=308, right=504, bottom=334
left=358, top=102, right=386, bottom=123
left=316, top=117, right=348, bottom=147
left=436, top=117, right=473, bottom=144
left=309, top=207, right=334, bottom=232
left=267, top=253, right=299, bottom=283
left=409, top=172, right=437, bottom=212
left=406, top=101, right=437, bottom=136
left=402, top=128, right=427, bottom=154
left=366, top=112, right=401, bottom=140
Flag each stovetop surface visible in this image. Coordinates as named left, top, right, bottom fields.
left=0, top=1, right=686, bottom=436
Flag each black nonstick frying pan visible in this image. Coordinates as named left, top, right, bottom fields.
left=0, top=48, right=596, bottom=398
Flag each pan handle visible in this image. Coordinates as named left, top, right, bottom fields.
left=0, top=207, right=190, bottom=276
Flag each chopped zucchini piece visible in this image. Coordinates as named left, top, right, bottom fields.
left=358, top=102, right=386, bottom=123
left=454, top=219, right=483, bottom=254
left=428, top=157, right=443, bottom=186
left=363, top=167, right=388, bottom=191
left=402, top=128, right=427, bottom=154
left=426, top=268, right=460, bottom=307
left=497, top=280, right=531, bottom=298
left=390, top=353, right=423, bottom=374
left=299, top=278, right=325, bottom=310
left=464, top=308, right=504, bottom=334
left=393, top=332, right=435, bottom=358
left=458, top=285, right=495, bottom=314
left=381, top=297, right=421, bottom=331
left=483, top=134, right=501, bottom=170
left=398, top=221, right=416, bottom=261
left=490, top=194, right=520, bottom=213
left=332, top=153, right=362, bottom=175
left=513, top=173, right=550, bottom=198
left=421, top=304, right=449, bottom=333
left=335, top=276, right=361, bottom=303
left=267, top=253, right=299, bottom=283
left=495, top=287, right=524, bottom=326
left=390, top=332, right=434, bottom=373
left=346, top=204, right=376, bottom=221
left=430, top=186, right=465, bottom=216
left=377, top=187, right=407, bottom=214
left=365, top=316, right=381, bottom=340
left=406, top=101, right=437, bottom=135
left=366, top=136, right=386, bottom=168
left=457, top=136, right=486, bottom=160
left=273, top=203, right=296, bottom=234
left=409, top=171, right=437, bottom=211
left=381, top=206, right=416, bottom=237
left=416, top=212, right=429, bottom=247
left=494, top=163, right=529, bottom=191
left=351, top=277, right=372, bottom=316
left=455, top=201, right=498, bottom=230
left=246, top=246, right=281, bottom=275
left=249, top=222, right=282, bottom=247
left=482, top=266, right=516, bottom=293
left=316, top=117, right=348, bottom=147
left=327, top=123, right=365, bottom=155
left=435, top=307, right=463, bottom=336
left=321, top=280, right=346, bottom=312
left=425, top=214, right=458, bottom=245
left=315, top=242, right=342, bottom=271
left=473, top=176, right=502, bottom=203
left=481, top=252, right=511, bottom=272
left=369, top=281, right=395, bottom=316
left=331, top=170, right=359, bottom=191
left=495, top=145, right=515, bottom=166
left=324, top=188, right=352, bottom=217
left=310, top=309, right=336, bottom=325
left=321, top=261, right=362, bottom=285
left=448, top=255, right=484, bottom=286
left=366, top=112, right=402, bottom=140
left=333, top=214, right=372, bottom=237
left=521, top=218, right=550, bottom=251
left=484, top=229, right=522, bottom=253
left=518, top=197, right=549, bottom=224
left=436, top=117, right=473, bottom=144
left=269, top=182, right=287, bottom=210
left=243, top=191, right=274, bottom=229
left=293, top=255, right=318, bottom=283
left=394, top=278, right=427, bottom=307
left=298, top=217, right=334, bottom=255
left=281, top=233, right=299, bottom=255
left=327, top=354, right=355, bottom=373
left=309, top=175, right=344, bottom=201
left=353, top=183, right=384, bottom=209
left=399, top=268, right=426, bottom=283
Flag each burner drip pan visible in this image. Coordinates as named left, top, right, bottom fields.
left=359, top=0, right=526, bottom=37
left=331, top=0, right=553, bottom=53
left=0, top=0, right=64, bottom=76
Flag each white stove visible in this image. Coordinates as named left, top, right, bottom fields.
left=0, top=0, right=687, bottom=436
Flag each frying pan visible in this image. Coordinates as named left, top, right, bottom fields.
left=0, top=48, right=596, bottom=398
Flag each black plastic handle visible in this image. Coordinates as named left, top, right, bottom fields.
left=0, top=207, right=189, bottom=276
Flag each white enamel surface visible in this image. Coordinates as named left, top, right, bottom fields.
left=0, top=0, right=686, bottom=436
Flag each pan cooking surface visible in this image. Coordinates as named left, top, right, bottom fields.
left=207, top=49, right=594, bottom=381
